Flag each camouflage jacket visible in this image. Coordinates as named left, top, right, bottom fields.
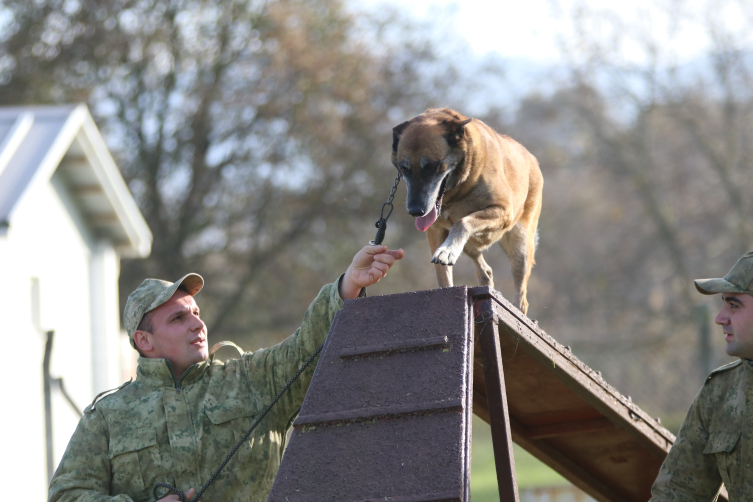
left=49, top=280, right=345, bottom=502
left=651, top=359, right=753, bottom=501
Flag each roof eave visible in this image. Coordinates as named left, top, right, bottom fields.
left=74, top=105, right=152, bottom=258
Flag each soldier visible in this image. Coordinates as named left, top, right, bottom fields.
left=651, top=251, right=753, bottom=500
left=48, top=244, right=404, bottom=502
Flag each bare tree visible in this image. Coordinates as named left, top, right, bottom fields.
left=488, top=0, right=753, bottom=424
left=0, top=0, right=465, bottom=342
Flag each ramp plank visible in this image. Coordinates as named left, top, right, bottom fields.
left=268, top=287, right=474, bottom=502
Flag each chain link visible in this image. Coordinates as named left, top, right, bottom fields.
left=370, top=168, right=402, bottom=246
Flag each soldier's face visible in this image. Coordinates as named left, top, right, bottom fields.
left=144, top=290, right=208, bottom=376
left=716, top=293, right=753, bottom=359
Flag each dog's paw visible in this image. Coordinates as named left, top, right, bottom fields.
left=431, top=244, right=462, bottom=266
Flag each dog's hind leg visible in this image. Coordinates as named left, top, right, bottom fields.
left=427, top=226, right=453, bottom=287
left=500, top=222, right=535, bottom=314
left=465, top=246, right=494, bottom=289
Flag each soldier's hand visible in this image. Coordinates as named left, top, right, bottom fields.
left=158, top=487, right=200, bottom=502
left=340, top=245, right=405, bottom=299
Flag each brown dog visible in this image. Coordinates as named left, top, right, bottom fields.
left=392, top=108, right=543, bottom=314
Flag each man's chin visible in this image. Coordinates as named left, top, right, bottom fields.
left=186, top=346, right=209, bottom=365
left=724, top=341, right=752, bottom=359
left=195, top=348, right=209, bottom=362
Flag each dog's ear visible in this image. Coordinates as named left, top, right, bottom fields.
left=443, top=118, right=472, bottom=147
left=392, top=120, right=410, bottom=154
left=392, top=120, right=410, bottom=167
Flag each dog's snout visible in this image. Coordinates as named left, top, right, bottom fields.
left=407, top=199, right=430, bottom=217
left=406, top=185, right=430, bottom=217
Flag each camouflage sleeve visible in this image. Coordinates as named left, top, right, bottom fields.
left=48, top=409, right=134, bottom=502
left=242, top=276, right=345, bottom=429
left=650, top=387, right=722, bottom=501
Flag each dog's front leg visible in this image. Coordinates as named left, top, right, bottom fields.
left=432, top=207, right=509, bottom=266
left=431, top=221, right=470, bottom=268
left=426, top=226, right=453, bottom=287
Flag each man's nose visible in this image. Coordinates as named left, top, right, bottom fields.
left=191, top=314, right=206, bottom=331
left=715, top=309, right=729, bottom=326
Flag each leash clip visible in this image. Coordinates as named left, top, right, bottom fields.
left=368, top=170, right=402, bottom=246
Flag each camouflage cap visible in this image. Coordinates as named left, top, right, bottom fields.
left=695, top=251, right=753, bottom=296
left=124, top=273, right=204, bottom=349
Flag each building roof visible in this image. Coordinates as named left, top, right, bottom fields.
left=0, top=104, right=151, bottom=258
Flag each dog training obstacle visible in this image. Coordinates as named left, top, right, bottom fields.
left=268, top=287, right=691, bottom=502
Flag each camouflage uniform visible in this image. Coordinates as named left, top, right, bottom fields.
left=48, top=279, right=345, bottom=502
left=650, top=359, right=753, bottom=500
left=652, top=251, right=753, bottom=501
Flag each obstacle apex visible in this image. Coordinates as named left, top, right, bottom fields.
left=268, top=286, right=719, bottom=502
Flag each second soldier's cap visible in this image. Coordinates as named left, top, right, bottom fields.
left=124, top=273, right=204, bottom=349
left=695, top=251, right=753, bottom=296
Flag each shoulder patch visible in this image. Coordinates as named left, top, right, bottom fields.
left=84, top=378, right=133, bottom=414
left=707, top=360, right=743, bottom=381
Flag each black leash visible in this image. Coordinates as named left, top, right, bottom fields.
left=153, top=344, right=324, bottom=502
left=153, top=170, right=401, bottom=502
left=369, top=168, right=402, bottom=246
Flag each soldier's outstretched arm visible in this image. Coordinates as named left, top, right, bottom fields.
left=241, top=245, right=404, bottom=428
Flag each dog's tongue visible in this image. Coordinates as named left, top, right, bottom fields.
left=415, top=206, right=438, bottom=232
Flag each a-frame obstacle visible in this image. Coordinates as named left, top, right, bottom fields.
left=267, top=286, right=704, bottom=502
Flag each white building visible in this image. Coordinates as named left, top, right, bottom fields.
left=0, top=105, right=151, bottom=500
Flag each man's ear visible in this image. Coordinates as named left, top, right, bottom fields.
left=443, top=118, right=472, bottom=147
left=133, top=330, right=153, bottom=353
left=392, top=120, right=410, bottom=159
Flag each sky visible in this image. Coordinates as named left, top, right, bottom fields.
left=355, top=0, right=751, bottom=64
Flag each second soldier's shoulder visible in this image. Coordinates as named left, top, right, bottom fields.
left=705, top=359, right=744, bottom=385
left=692, top=360, right=747, bottom=422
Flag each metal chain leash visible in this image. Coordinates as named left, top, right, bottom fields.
left=153, top=343, right=324, bottom=502
left=369, top=168, right=402, bottom=246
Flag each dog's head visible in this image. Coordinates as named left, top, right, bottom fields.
left=392, top=110, right=472, bottom=231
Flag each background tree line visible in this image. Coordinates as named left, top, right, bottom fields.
left=2, top=0, right=751, bottom=428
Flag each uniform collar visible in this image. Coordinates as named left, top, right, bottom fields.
left=136, top=357, right=208, bottom=389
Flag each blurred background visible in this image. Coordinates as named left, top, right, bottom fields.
left=2, top=0, right=751, bottom=499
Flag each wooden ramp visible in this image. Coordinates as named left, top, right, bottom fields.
left=268, top=287, right=474, bottom=502
left=268, top=286, right=697, bottom=502
left=470, top=287, right=675, bottom=501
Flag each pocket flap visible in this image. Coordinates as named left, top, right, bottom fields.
left=703, top=431, right=740, bottom=454
left=204, top=398, right=258, bottom=425
left=108, top=428, right=157, bottom=458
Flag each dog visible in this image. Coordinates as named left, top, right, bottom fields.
left=392, top=108, right=543, bottom=314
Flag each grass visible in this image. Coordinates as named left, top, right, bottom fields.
left=471, top=415, right=568, bottom=501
